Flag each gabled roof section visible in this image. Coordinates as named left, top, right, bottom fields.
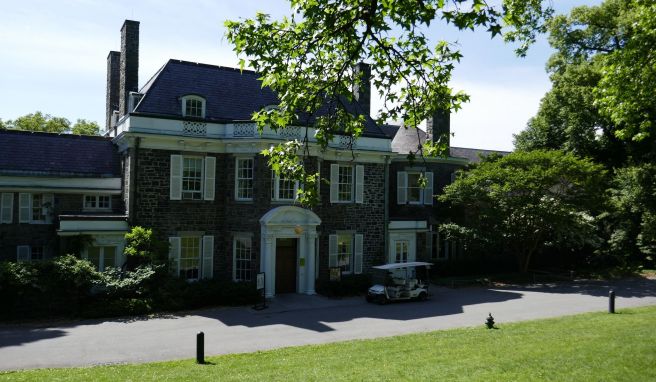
left=134, top=59, right=387, bottom=138
left=386, top=123, right=510, bottom=163
left=0, top=130, right=120, bottom=177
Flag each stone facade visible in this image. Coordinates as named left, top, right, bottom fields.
left=130, top=147, right=388, bottom=282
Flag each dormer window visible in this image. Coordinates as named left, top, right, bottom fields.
left=181, top=95, right=206, bottom=118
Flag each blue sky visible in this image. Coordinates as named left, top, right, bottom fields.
left=0, top=0, right=601, bottom=151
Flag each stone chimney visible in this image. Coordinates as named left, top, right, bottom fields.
left=426, top=109, right=450, bottom=147
left=105, top=51, right=121, bottom=131
left=119, top=20, right=140, bottom=118
left=353, top=62, right=371, bottom=116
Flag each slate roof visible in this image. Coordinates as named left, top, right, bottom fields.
left=0, top=130, right=120, bottom=177
left=134, top=59, right=388, bottom=138
left=384, top=124, right=510, bottom=163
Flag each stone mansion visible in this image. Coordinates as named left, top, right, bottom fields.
left=0, top=20, right=503, bottom=297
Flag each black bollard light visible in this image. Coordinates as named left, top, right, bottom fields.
left=609, top=290, right=615, bottom=314
left=196, top=331, right=205, bottom=364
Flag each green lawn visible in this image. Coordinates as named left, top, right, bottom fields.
left=3, top=306, right=656, bottom=381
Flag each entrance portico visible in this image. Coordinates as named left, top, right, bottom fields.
left=259, top=206, right=321, bottom=297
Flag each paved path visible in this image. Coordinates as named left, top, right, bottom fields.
left=1, top=278, right=655, bottom=370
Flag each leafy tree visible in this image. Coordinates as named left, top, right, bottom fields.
left=10, top=111, right=70, bottom=133
left=71, top=119, right=100, bottom=136
left=226, top=0, right=554, bottom=205
left=606, top=164, right=656, bottom=266
left=124, top=226, right=170, bottom=268
left=515, top=0, right=655, bottom=164
left=2, top=112, right=100, bottom=135
left=439, top=150, right=605, bottom=272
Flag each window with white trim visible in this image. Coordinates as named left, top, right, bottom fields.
left=337, top=234, right=353, bottom=273
left=0, top=193, right=13, bottom=224
left=170, top=155, right=215, bottom=201
left=19, top=193, right=53, bottom=224
left=337, top=165, right=353, bottom=202
left=181, top=95, right=206, bottom=118
left=394, top=240, right=409, bottom=263
left=182, top=157, right=203, bottom=200
left=83, top=195, right=112, bottom=211
left=328, top=233, right=364, bottom=274
left=235, top=158, right=254, bottom=201
left=329, top=164, right=364, bottom=203
left=397, top=171, right=433, bottom=205
left=271, top=171, right=298, bottom=201
left=180, top=237, right=201, bottom=280
left=30, top=246, right=44, bottom=261
left=233, top=236, right=252, bottom=281
left=85, top=246, right=117, bottom=271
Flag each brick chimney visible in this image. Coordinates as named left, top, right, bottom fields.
left=426, top=109, right=450, bottom=147
left=119, top=20, right=140, bottom=118
left=105, top=51, right=120, bottom=131
left=353, top=62, right=371, bottom=116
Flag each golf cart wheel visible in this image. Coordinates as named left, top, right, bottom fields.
left=366, top=295, right=373, bottom=303
left=378, top=295, right=389, bottom=305
left=418, top=292, right=427, bottom=301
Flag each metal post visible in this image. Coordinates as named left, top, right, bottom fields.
left=609, top=290, right=615, bottom=314
left=196, top=331, right=205, bottom=364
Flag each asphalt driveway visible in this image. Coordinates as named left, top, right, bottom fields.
left=1, top=277, right=655, bottom=370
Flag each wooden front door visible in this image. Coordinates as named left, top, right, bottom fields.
left=275, top=238, right=297, bottom=294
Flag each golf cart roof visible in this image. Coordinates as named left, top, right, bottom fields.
left=372, top=262, right=433, bottom=270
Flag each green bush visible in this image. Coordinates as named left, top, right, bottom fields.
left=316, top=274, right=371, bottom=297
left=0, top=256, right=259, bottom=321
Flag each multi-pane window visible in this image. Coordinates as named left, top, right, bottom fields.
left=236, top=158, right=254, bottom=200
left=182, top=157, right=203, bottom=200
left=185, top=98, right=203, bottom=118
left=337, top=165, right=353, bottom=202
left=395, top=240, right=409, bottom=263
left=271, top=171, right=297, bottom=201
left=180, top=237, right=201, bottom=280
left=31, top=194, right=43, bottom=221
left=337, top=234, right=353, bottom=273
left=430, top=233, right=453, bottom=260
left=233, top=236, right=252, bottom=281
left=30, top=246, right=44, bottom=261
left=84, top=195, right=111, bottom=210
left=407, top=173, right=422, bottom=203
left=87, top=246, right=117, bottom=271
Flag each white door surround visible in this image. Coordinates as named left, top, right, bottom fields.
left=259, top=206, right=321, bottom=297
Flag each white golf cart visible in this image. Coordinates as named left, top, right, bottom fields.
left=366, top=262, right=432, bottom=304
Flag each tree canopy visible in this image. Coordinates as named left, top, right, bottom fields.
left=439, top=150, right=605, bottom=272
left=514, top=0, right=655, bottom=165
left=226, top=0, right=553, bottom=205
left=2, top=112, right=100, bottom=136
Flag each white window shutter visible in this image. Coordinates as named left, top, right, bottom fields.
left=329, top=164, right=339, bottom=203
left=168, top=237, right=181, bottom=276
left=423, top=172, right=434, bottom=205
left=204, top=156, right=216, bottom=201
left=42, top=194, right=54, bottom=223
left=170, top=155, right=183, bottom=200
left=355, top=165, right=364, bottom=203
left=17, top=245, right=30, bottom=262
left=354, top=234, right=363, bottom=274
left=328, top=234, right=338, bottom=268
left=19, top=193, right=31, bottom=223
left=202, top=235, right=214, bottom=279
left=1, top=193, right=12, bottom=224
left=397, top=172, right=407, bottom=204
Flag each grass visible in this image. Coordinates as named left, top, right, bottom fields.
left=2, top=306, right=656, bottom=381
